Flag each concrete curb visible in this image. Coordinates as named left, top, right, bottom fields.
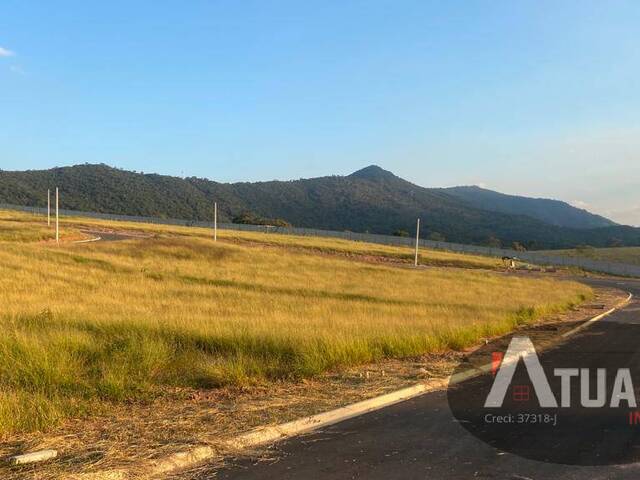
left=147, top=378, right=450, bottom=477
left=8, top=449, right=58, bottom=465
left=72, top=236, right=102, bottom=244
left=69, top=292, right=634, bottom=479
left=449, top=291, right=633, bottom=385
left=230, top=379, right=450, bottom=449
left=560, top=292, right=633, bottom=338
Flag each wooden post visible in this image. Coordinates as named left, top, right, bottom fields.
left=55, top=188, right=59, bottom=245
left=214, top=202, right=218, bottom=242
left=47, top=189, right=51, bottom=227
left=414, top=218, right=420, bottom=267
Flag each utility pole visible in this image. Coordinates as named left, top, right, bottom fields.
left=414, top=218, right=420, bottom=267
left=214, top=202, right=218, bottom=242
left=47, top=189, right=51, bottom=227
left=55, top=188, right=59, bottom=245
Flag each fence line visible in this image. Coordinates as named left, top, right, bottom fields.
left=3, top=202, right=640, bottom=278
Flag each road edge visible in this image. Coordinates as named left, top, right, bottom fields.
left=69, top=291, right=634, bottom=479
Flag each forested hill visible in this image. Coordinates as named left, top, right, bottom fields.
left=443, top=185, right=615, bottom=229
left=1, top=163, right=638, bottom=250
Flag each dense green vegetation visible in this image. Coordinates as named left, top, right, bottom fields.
left=1, top=163, right=639, bottom=249
left=444, top=185, right=615, bottom=229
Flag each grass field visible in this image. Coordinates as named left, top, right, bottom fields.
left=0, top=210, right=71, bottom=242
left=549, top=246, right=640, bottom=266
left=0, top=210, right=592, bottom=434
left=56, top=212, right=505, bottom=270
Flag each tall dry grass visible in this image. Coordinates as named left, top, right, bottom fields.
left=56, top=211, right=505, bottom=269
left=0, top=211, right=591, bottom=433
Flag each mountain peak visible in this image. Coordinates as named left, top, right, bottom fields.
left=0, top=163, right=631, bottom=248
left=348, top=165, right=397, bottom=181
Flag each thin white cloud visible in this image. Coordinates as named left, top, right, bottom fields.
left=570, top=200, right=590, bottom=209
left=604, top=206, right=640, bottom=227
left=0, top=46, right=14, bottom=57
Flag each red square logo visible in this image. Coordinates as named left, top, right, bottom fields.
left=512, top=385, right=530, bottom=402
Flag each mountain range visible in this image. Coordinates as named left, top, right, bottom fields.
left=0, top=163, right=638, bottom=250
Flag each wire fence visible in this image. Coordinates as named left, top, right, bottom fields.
left=3, top=202, right=640, bottom=278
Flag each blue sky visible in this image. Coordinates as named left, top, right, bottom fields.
left=1, top=1, right=639, bottom=225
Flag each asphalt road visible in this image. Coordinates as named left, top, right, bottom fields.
left=207, top=276, right=640, bottom=480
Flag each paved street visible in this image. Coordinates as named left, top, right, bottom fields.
left=210, top=277, right=640, bottom=480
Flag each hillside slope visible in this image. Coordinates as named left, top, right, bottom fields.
left=0, top=164, right=638, bottom=249
left=444, top=185, right=615, bottom=229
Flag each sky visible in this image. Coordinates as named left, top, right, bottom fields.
left=1, top=1, right=639, bottom=225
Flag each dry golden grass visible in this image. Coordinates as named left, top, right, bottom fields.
left=54, top=212, right=505, bottom=269
left=0, top=210, right=63, bottom=242
left=0, top=209, right=592, bottom=434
